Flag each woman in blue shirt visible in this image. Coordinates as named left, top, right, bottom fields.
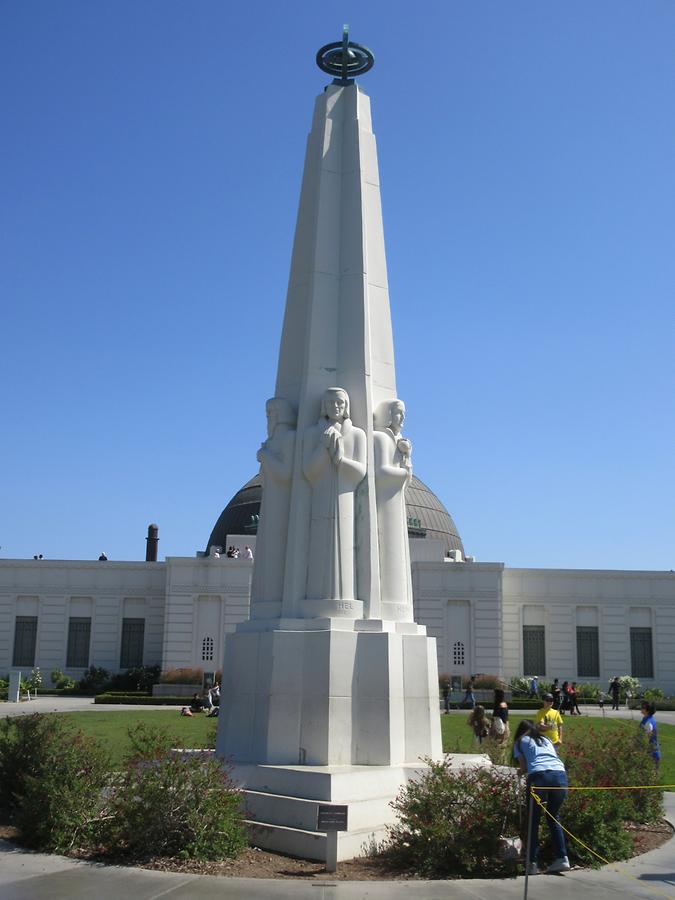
left=513, top=719, right=570, bottom=875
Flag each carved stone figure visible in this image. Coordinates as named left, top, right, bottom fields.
left=374, top=399, right=413, bottom=615
left=303, top=388, right=366, bottom=602
left=250, top=397, right=296, bottom=617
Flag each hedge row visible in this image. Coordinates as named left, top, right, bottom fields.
left=95, top=694, right=187, bottom=705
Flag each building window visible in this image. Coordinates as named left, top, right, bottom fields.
left=576, top=626, right=599, bottom=678
left=523, top=625, right=545, bottom=676
left=452, top=641, right=465, bottom=666
left=201, top=636, right=214, bottom=662
left=13, top=616, right=38, bottom=667
left=630, top=627, right=654, bottom=679
left=67, top=617, right=91, bottom=668
left=120, top=618, right=145, bottom=668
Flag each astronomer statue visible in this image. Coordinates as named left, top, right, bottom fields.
left=303, top=387, right=366, bottom=602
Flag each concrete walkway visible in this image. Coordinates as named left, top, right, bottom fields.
left=1, top=793, right=674, bottom=899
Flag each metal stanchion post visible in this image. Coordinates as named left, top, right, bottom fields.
left=523, top=787, right=535, bottom=900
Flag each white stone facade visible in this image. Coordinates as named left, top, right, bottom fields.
left=2, top=552, right=674, bottom=693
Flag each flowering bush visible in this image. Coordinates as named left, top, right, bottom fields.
left=554, top=723, right=663, bottom=866
left=381, top=757, right=523, bottom=877
left=509, top=676, right=530, bottom=696
left=159, top=667, right=204, bottom=685
left=27, top=667, right=43, bottom=690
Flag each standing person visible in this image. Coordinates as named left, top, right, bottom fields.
left=639, top=701, right=661, bottom=767
left=561, top=681, right=570, bottom=715
left=463, top=676, right=476, bottom=709
left=467, top=704, right=489, bottom=745
left=534, top=693, right=564, bottom=746
left=513, top=720, right=570, bottom=875
left=528, top=676, right=539, bottom=699
left=609, top=677, right=621, bottom=711
left=597, top=689, right=606, bottom=713
left=569, top=682, right=582, bottom=715
left=552, top=678, right=562, bottom=711
left=491, top=687, right=510, bottom=742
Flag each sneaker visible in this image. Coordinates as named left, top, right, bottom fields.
left=547, top=856, right=571, bottom=874
left=526, top=862, right=539, bottom=876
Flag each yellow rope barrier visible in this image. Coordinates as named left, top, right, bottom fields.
left=534, top=783, right=675, bottom=791
left=530, top=786, right=675, bottom=900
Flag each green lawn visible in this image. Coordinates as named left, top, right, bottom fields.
left=58, top=710, right=675, bottom=785
left=442, top=712, right=675, bottom=786
left=62, top=710, right=217, bottom=766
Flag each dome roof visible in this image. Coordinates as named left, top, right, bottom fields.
left=206, top=473, right=464, bottom=557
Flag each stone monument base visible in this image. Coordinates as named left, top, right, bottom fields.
left=233, top=756, right=489, bottom=862
left=216, top=617, right=442, bottom=766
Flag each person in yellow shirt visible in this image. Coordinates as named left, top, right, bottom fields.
left=535, top=692, right=564, bottom=745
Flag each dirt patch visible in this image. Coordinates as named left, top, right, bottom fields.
left=1, top=821, right=672, bottom=881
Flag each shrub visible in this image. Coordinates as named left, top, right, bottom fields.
left=562, top=724, right=662, bottom=827
left=509, top=676, right=530, bottom=696
left=27, top=667, right=43, bottom=690
left=108, top=665, right=161, bottom=693
left=381, top=757, right=522, bottom=878
left=94, top=693, right=187, bottom=705
left=78, top=665, right=111, bottom=694
left=618, top=676, right=641, bottom=698
left=103, top=724, right=246, bottom=860
left=545, top=723, right=664, bottom=867
left=159, top=667, right=204, bottom=685
left=51, top=668, right=76, bottom=690
left=0, top=714, right=62, bottom=813
left=0, top=714, right=110, bottom=853
left=642, top=688, right=665, bottom=701
left=15, top=734, right=110, bottom=853
left=463, top=674, right=503, bottom=690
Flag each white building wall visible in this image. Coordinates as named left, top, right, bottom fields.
left=0, top=560, right=166, bottom=676
left=163, top=556, right=252, bottom=673
left=501, top=568, right=675, bottom=693
left=412, top=561, right=503, bottom=680
left=2, top=556, right=674, bottom=694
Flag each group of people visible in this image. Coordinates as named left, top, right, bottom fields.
left=465, top=682, right=662, bottom=876
left=529, top=677, right=582, bottom=714
left=467, top=689, right=510, bottom=745
left=225, top=545, right=254, bottom=559
left=180, top=683, right=221, bottom=718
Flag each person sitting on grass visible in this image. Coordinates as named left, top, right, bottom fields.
left=189, top=692, right=203, bottom=713
left=512, top=719, right=570, bottom=876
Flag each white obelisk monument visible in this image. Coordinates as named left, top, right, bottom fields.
left=216, top=32, right=443, bottom=861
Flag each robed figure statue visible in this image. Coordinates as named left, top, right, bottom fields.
left=303, top=387, right=366, bottom=602
left=250, top=397, right=296, bottom=617
left=374, top=398, right=414, bottom=616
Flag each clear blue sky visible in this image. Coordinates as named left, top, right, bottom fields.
left=2, top=2, right=674, bottom=569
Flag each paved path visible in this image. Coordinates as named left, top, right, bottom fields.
left=1, top=785, right=674, bottom=899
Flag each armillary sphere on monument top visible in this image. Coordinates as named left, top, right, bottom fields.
left=316, top=25, right=374, bottom=83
